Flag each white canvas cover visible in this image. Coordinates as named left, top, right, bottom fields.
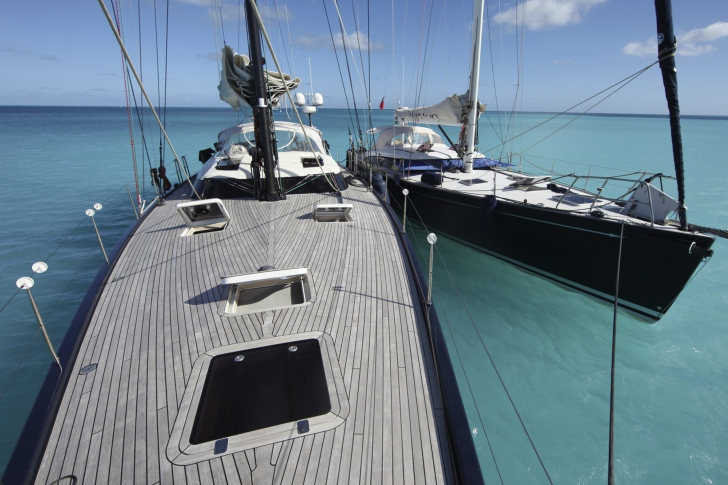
left=368, top=126, right=443, bottom=151
left=395, top=94, right=467, bottom=126
left=218, top=46, right=301, bottom=110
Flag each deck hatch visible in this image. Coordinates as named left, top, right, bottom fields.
left=220, top=268, right=313, bottom=316
left=166, top=331, right=349, bottom=465
left=313, top=204, right=353, bottom=223
left=176, top=198, right=230, bottom=236
left=189, top=339, right=330, bottom=444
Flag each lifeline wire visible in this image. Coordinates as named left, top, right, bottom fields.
left=0, top=183, right=132, bottom=404
left=608, top=222, right=625, bottom=485
left=401, top=191, right=555, bottom=485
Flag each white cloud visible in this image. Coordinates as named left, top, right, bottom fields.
left=3, top=47, right=59, bottom=61
left=173, top=0, right=209, bottom=5
left=294, top=31, right=386, bottom=52
left=493, top=0, right=607, bottom=31
left=623, top=21, right=728, bottom=57
left=553, top=58, right=572, bottom=65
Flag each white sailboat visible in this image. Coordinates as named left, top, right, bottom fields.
left=3, top=1, right=484, bottom=483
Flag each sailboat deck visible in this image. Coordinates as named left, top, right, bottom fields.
left=34, top=183, right=451, bottom=484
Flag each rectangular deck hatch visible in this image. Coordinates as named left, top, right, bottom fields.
left=176, top=198, right=230, bottom=236
left=221, top=268, right=313, bottom=316
left=313, top=204, right=353, bottom=223
left=167, top=332, right=349, bottom=465
left=190, top=339, right=331, bottom=444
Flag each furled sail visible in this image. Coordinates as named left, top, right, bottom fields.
left=395, top=94, right=467, bottom=126
left=395, top=92, right=485, bottom=126
left=218, top=45, right=301, bottom=110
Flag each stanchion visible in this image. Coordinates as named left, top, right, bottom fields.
left=426, top=233, right=437, bottom=304
left=402, top=189, right=410, bottom=233
left=16, top=262, right=62, bottom=372
left=86, top=203, right=109, bottom=265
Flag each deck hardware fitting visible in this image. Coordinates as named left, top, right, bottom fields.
left=86, top=205, right=109, bottom=265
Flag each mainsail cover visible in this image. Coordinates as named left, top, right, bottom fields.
left=395, top=94, right=467, bottom=126
left=218, top=45, right=301, bottom=110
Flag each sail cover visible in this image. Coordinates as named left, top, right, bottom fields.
left=218, top=45, right=301, bottom=110
left=395, top=94, right=468, bottom=126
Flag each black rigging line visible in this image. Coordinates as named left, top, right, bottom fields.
left=608, top=222, right=625, bottom=485
left=483, top=60, right=658, bottom=155
left=387, top=195, right=505, bottom=485
left=322, top=0, right=360, bottom=147
left=217, top=0, right=227, bottom=44
left=405, top=196, right=555, bottom=485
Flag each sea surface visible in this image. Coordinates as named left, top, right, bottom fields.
left=0, top=106, right=726, bottom=483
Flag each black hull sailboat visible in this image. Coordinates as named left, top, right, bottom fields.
left=387, top=179, right=714, bottom=320
left=356, top=0, right=716, bottom=321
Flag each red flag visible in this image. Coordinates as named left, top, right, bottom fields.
left=379, top=97, right=385, bottom=109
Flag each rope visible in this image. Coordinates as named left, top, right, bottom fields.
left=482, top=60, right=659, bottom=155
left=608, top=222, right=625, bottom=485
left=518, top=64, right=653, bottom=155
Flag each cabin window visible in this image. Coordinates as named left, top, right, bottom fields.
left=233, top=128, right=323, bottom=153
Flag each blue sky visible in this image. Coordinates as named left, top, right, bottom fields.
left=1, top=0, right=726, bottom=115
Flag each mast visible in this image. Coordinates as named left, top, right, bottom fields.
left=246, top=0, right=283, bottom=201
left=462, top=0, right=485, bottom=173
left=655, top=0, right=686, bottom=229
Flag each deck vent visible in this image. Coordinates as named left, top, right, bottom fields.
left=167, top=332, right=349, bottom=465
left=176, top=198, right=230, bottom=236
left=220, top=268, right=314, bottom=316
left=313, top=204, right=353, bottom=223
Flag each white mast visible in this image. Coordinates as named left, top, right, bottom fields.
left=463, top=0, right=485, bottom=173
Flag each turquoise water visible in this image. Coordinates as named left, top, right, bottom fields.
left=0, top=106, right=726, bottom=482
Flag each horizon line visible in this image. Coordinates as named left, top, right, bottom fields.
left=1, top=105, right=726, bottom=120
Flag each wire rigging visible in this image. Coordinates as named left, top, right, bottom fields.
left=390, top=191, right=555, bottom=484
left=483, top=60, right=659, bottom=155
left=321, top=0, right=359, bottom=147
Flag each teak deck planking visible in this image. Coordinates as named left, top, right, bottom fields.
left=35, top=183, right=451, bottom=484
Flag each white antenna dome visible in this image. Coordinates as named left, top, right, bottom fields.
left=302, top=105, right=317, bottom=114
left=312, top=93, right=324, bottom=106
left=294, top=93, right=306, bottom=106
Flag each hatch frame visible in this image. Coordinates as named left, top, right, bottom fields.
left=166, top=331, right=349, bottom=465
